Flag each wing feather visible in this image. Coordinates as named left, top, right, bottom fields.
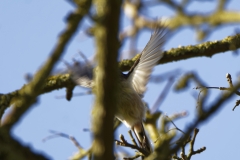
left=128, top=27, right=167, bottom=96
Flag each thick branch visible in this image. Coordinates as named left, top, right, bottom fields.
left=0, top=74, right=75, bottom=120
left=0, top=128, right=49, bottom=160
left=119, top=33, right=240, bottom=71
left=168, top=11, right=240, bottom=30
left=91, top=0, right=122, bottom=159
left=1, top=33, right=239, bottom=117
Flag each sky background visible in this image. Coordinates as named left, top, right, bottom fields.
left=0, top=0, right=240, bottom=160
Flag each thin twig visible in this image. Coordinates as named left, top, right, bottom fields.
left=151, top=76, right=175, bottom=113
left=128, top=130, right=138, bottom=146
left=232, top=100, right=240, bottom=111
left=43, top=130, right=82, bottom=150
left=165, top=115, right=186, bottom=135
left=55, top=90, right=92, bottom=99
left=115, top=134, right=149, bottom=157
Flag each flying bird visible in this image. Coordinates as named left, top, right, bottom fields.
left=67, top=25, right=168, bottom=153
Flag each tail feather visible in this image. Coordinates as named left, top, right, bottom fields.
left=133, top=122, right=152, bottom=153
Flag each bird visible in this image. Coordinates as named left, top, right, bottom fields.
left=115, top=27, right=167, bottom=153
left=67, top=25, right=167, bottom=153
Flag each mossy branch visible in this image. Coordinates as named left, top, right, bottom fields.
left=91, top=0, right=122, bottom=159
left=119, top=33, right=240, bottom=71
left=1, top=33, right=240, bottom=120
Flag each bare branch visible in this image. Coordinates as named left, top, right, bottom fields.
left=115, top=134, right=149, bottom=157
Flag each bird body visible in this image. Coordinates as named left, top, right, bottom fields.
left=116, top=75, right=146, bottom=129
left=116, top=75, right=151, bottom=151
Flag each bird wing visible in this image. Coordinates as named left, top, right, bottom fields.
left=128, top=27, right=167, bottom=97
left=65, top=60, right=94, bottom=88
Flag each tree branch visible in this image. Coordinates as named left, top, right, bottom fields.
left=0, top=128, right=49, bottom=160
left=0, top=0, right=92, bottom=159
left=91, top=0, right=122, bottom=159
left=119, top=33, right=240, bottom=71
left=1, top=33, right=239, bottom=121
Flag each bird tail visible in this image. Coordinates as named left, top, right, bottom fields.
left=133, top=122, right=152, bottom=153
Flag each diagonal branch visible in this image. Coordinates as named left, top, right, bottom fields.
left=0, top=1, right=92, bottom=159
left=1, top=0, right=92, bottom=129
left=0, top=128, right=49, bottom=160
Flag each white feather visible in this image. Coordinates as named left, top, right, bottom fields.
left=128, top=27, right=167, bottom=97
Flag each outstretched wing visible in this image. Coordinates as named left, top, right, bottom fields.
left=128, top=27, right=167, bottom=97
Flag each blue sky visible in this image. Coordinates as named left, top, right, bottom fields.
left=0, top=1, right=240, bottom=160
